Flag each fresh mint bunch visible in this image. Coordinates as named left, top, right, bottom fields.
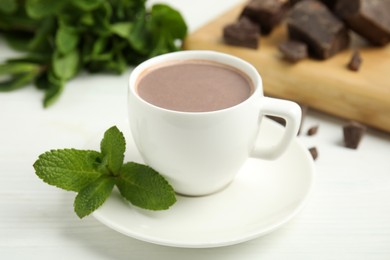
left=33, top=126, right=176, bottom=218
left=0, top=0, right=187, bottom=107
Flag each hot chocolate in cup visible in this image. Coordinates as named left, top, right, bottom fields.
left=128, top=50, right=301, bottom=196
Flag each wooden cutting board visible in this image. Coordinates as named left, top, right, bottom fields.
left=183, top=3, right=390, bottom=133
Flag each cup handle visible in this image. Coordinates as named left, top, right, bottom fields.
left=251, top=97, right=302, bottom=160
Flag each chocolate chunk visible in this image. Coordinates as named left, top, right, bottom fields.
left=291, top=0, right=337, bottom=10
left=278, top=40, right=308, bottom=62
left=321, top=0, right=337, bottom=9
left=335, top=0, right=390, bottom=46
left=307, top=125, right=319, bottom=136
left=308, top=147, right=318, bottom=160
left=347, top=50, right=362, bottom=71
left=343, top=121, right=367, bottom=149
left=240, top=0, right=289, bottom=35
left=287, top=0, right=350, bottom=60
left=223, top=17, right=260, bottom=49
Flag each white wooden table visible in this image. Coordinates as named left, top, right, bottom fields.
left=1, top=0, right=390, bottom=259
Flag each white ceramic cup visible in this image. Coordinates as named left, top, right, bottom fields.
left=128, top=50, right=301, bottom=196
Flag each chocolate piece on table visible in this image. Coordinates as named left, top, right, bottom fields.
left=240, top=0, right=289, bottom=35
left=335, top=0, right=390, bottom=46
left=287, top=0, right=350, bottom=60
left=223, top=17, right=260, bottom=49
left=307, top=125, right=319, bottom=136
left=343, top=121, right=367, bottom=149
left=347, top=50, right=362, bottom=71
left=278, top=40, right=308, bottom=62
left=291, top=0, right=337, bottom=10
left=308, top=147, right=318, bottom=160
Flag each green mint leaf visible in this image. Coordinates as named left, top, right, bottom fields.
left=0, top=72, right=38, bottom=92
left=26, top=0, right=68, bottom=19
left=110, top=22, right=132, bottom=39
left=74, top=175, right=115, bottom=218
left=147, top=4, right=187, bottom=57
left=52, top=49, right=80, bottom=80
left=0, top=61, right=41, bottom=92
left=127, top=12, right=150, bottom=55
left=55, top=25, right=79, bottom=54
left=27, top=17, right=55, bottom=52
left=116, top=162, right=176, bottom=210
left=100, top=126, right=125, bottom=175
left=150, top=4, right=187, bottom=40
left=40, top=70, right=65, bottom=107
left=0, top=62, right=41, bottom=75
left=71, top=0, right=103, bottom=11
left=33, top=149, right=103, bottom=192
left=0, top=0, right=17, bottom=14
left=42, top=74, right=64, bottom=108
left=92, top=37, right=108, bottom=55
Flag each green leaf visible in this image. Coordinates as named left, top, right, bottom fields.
left=71, top=0, right=103, bottom=11
left=74, top=175, right=115, bottom=218
left=80, top=13, right=94, bottom=26
left=127, top=12, right=150, bottom=55
left=34, top=72, right=50, bottom=90
left=0, top=72, right=38, bottom=92
left=28, top=17, right=55, bottom=52
left=52, top=50, right=80, bottom=80
left=26, top=0, right=69, bottom=19
left=7, top=53, right=51, bottom=64
left=147, top=4, right=187, bottom=57
left=116, top=162, right=176, bottom=210
left=91, top=37, right=109, bottom=56
left=0, top=62, right=41, bottom=75
left=0, top=0, right=17, bottom=14
left=90, top=1, right=112, bottom=33
left=43, top=72, right=65, bottom=108
left=150, top=4, right=187, bottom=40
left=100, top=126, right=125, bottom=175
left=0, top=10, right=40, bottom=32
left=110, top=22, right=132, bottom=39
left=55, top=25, right=79, bottom=54
left=33, top=149, right=103, bottom=192
left=0, top=62, right=41, bottom=92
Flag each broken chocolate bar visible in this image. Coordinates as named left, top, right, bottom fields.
left=240, top=0, right=289, bottom=35
left=308, top=147, right=318, bottom=160
left=343, top=121, right=367, bottom=149
left=278, top=40, right=308, bottom=62
left=347, top=50, right=362, bottom=71
left=287, top=0, right=350, bottom=59
left=335, top=0, right=390, bottom=46
left=223, top=17, right=260, bottom=49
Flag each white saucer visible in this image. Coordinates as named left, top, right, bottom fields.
left=92, top=118, right=315, bottom=248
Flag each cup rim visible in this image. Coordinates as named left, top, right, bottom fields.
left=128, top=50, right=263, bottom=115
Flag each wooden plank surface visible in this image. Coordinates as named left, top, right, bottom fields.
left=183, top=3, right=390, bottom=133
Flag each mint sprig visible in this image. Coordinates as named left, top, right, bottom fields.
left=33, top=126, right=176, bottom=218
left=0, top=1, right=187, bottom=107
